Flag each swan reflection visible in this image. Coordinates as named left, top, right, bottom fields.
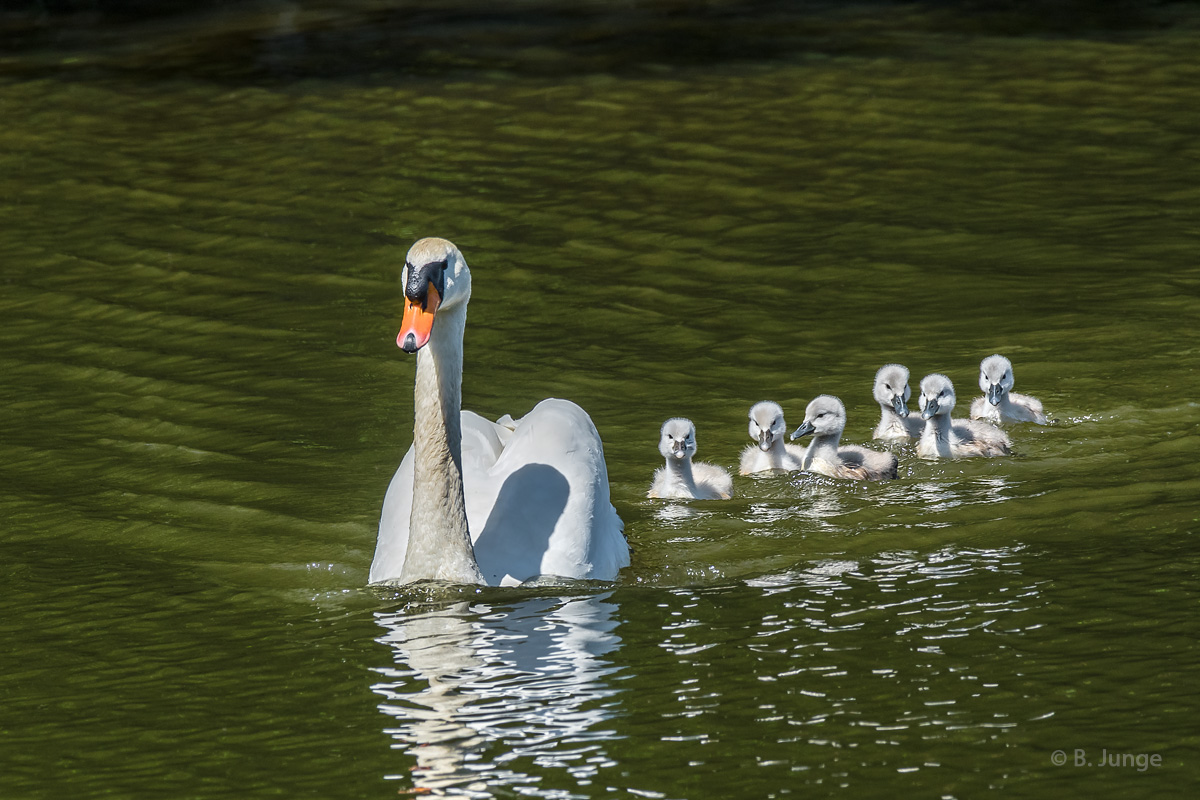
left=371, top=594, right=623, bottom=797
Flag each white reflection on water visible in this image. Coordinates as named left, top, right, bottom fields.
left=912, top=472, right=1014, bottom=513
left=745, top=559, right=860, bottom=595
left=652, top=501, right=706, bottom=524
left=371, top=594, right=624, bottom=797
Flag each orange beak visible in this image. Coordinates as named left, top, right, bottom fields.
left=397, top=282, right=441, bottom=352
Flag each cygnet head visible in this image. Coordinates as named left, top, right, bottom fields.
left=397, top=237, right=472, bottom=353
left=873, top=363, right=912, bottom=418
left=919, top=373, right=957, bottom=420
left=748, top=401, right=787, bottom=451
left=659, top=418, right=698, bottom=461
left=789, top=395, right=847, bottom=440
left=978, top=354, right=1015, bottom=406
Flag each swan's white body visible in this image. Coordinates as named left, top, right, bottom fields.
left=917, top=373, right=1011, bottom=459
left=791, top=395, right=898, bottom=481
left=370, top=238, right=629, bottom=587
left=969, top=354, right=1048, bottom=425
left=872, top=363, right=924, bottom=440
left=739, top=401, right=806, bottom=475
left=648, top=418, right=733, bottom=500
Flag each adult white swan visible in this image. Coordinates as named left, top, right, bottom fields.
left=369, top=238, right=629, bottom=587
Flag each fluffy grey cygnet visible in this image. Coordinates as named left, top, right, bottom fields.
left=969, top=354, right=1048, bottom=425
left=648, top=418, right=733, bottom=500
left=790, top=395, right=899, bottom=481
left=872, top=363, right=924, bottom=440
left=739, top=401, right=806, bottom=475
left=917, top=373, right=1011, bottom=459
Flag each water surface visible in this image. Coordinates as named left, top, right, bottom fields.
left=2, top=2, right=1198, bottom=797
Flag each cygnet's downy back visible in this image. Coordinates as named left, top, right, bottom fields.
left=918, top=373, right=1011, bottom=459
left=649, top=417, right=733, bottom=500
left=791, top=395, right=898, bottom=481
left=740, top=401, right=805, bottom=475
left=872, top=363, right=924, bottom=440
left=970, top=354, right=1048, bottom=425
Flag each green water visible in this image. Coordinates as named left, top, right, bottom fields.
left=2, top=2, right=1199, bottom=797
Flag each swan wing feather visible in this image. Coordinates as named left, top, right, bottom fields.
left=470, top=398, right=627, bottom=585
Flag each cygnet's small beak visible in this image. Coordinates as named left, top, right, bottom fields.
left=397, top=282, right=441, bottom=353
left=672, top=443, right=687, bottom=459
left=921, top=397, right=940, bottom=420
left=789, top=421, right=815, bottom=441
left=987, top=383, right=1004, bottom=406
left=757, top=430, right=773, bottom=451
left=892, top=395, right=909, bottom=418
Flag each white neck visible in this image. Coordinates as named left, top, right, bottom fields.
left=661, top=455, right=698, bottom=494
left=400, top=303, right=485, bottom=585
left=764, top=437, right=792, bottom=468
left=803, top=431, right=841, bottom=468
left=920, top=412, right=954, bottom=456
left=928, top=412, right=953, bottom=440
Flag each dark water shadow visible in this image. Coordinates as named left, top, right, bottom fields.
left=0, top=0, right=1179, bottom=83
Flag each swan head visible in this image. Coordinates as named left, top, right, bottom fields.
left=873, top=363, right=912, bottom=418
left=790, top=395, right=846, bottom=440
left=747, top=401, right=787, bottom=451
left=658, top=418, right=698, bottom=461
left=919, top=373, right=956, bottom=419
left=978, top=354, right=1014, bottom=406
left=397, top=237, right=472, bottom=353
